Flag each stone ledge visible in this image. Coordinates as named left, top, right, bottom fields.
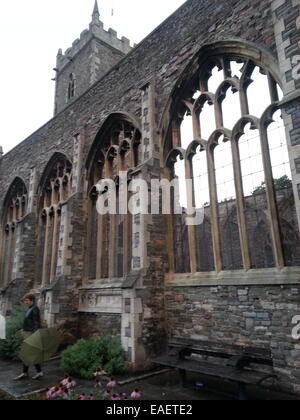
left=167, top=267, right=300, bottom=287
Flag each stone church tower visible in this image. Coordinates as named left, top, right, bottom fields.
left=53, top=1, right=132, bottom=115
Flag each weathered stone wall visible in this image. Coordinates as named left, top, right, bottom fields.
left=78, top=313, right=121, bottom=338
left=0, top=0, right=299, bottom=394
left=165, top=283, right=300, bottom=394
left=0, top=0, right=277, bottom=205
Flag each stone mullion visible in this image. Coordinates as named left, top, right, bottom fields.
left=207, top=148, right=222, bottom=273
left=171, top=121, right=182, bottom=148
left=96, top=210, right=104, bottom=280
left=123, top=212, right=129, bottom=277
left=50, top=207, right=60, bottom=283
left=165, top=167, right=175, bottom=273
left=240, top=88, right=249, bottom=116
left=109, top=214, right=116, bottom=278
left=185, top=157, right=197, bottom=273
left=259, top=126, right=285, bottom=268
left=192, top=110, right=201, bottom=139
left=8, top=225, right=17, bottom=283
left=231, top=139, right=251, bottom=270
left=12, top=201, right=17, bottom=222
left=268, top=73, right=279, bottom=103
left=84, top=198, right=93, bottom=282
left=42, top=212, right=52, bottom=286
left=215, top=101, right=223, bottom=129
left=3, top=227, right=12, bottom=286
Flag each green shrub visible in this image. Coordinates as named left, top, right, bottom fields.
left=0, top=304, right=26, bottom=360
left=60, top=336, right=128, bottom=379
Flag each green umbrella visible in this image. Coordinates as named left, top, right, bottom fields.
left=19, top=328, right=60, bottom=366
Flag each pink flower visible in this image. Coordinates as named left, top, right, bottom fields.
left=131, top=389, right=142, bottom=399
left=111, top=394, right=121, bottom=400
left=66, top=377, right=76, bottom=389
left=88, top=394, right=95, bottom=401
left=78, top=394, right=86, bottom=401
left=47, top=386, right=60, bottom=400
left=106, top=378, right=117, bottom=388
left=60, top=374, right=70, bottom=386
left=103, top=390, right=111, bottom=399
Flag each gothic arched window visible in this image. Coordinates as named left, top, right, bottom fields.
left=67, top=73, right=76, bottom=101
left=36, top=155, right=72, bottom=286
left=164, top=52, right=300, bottom=274
left=0, top=178, right=27, bottom=286
left=86, top=114, right=141, bottom=281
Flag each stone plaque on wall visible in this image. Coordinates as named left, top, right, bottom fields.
left=79, top=290, right=122, bottom=314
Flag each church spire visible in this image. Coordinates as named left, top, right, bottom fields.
left=92, top=0, right=100, bottom=22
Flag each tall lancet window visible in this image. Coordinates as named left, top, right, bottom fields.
left=164, top=51, right=300, bottom=274
left=0, top=178, right=27, bottom=286
left=36, top=155, right=72, bottom=286
left=86, top=114, right=141, bottom=281
left=67, top=73, right=76, bottom=101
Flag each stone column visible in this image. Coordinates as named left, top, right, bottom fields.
left=121, top=80, right=167, bottom=369
left=272, top=0, right=300, bottom=395
left=72, top=133, right=84, bottom=194
left=27, top=167, right=38, bottom=213
left=272, top=0, right=300, bottom=229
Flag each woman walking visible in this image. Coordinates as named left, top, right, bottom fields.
left=14, top=294, right=44, bottom=380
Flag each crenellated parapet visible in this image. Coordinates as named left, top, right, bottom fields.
left=55, top=19, right=132, bottom=74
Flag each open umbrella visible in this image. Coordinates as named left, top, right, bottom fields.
left=19, top=328, right=60, bottom=366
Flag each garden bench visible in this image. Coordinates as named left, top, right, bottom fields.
left=152, top=337, right=277, bottom=400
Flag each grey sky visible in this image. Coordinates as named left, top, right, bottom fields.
left=0, top=0, right=185, bottom=155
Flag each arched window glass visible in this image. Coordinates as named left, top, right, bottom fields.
left=165, top=52, right=298, bottom=274
left=37, top=156, right=72, bottom=287
left=267, top=109, right=300, bottom=266
left=221, top=87, right=241, bottom=129
left=192, top=147, right=215, bottom=271
left=239, top=124, right=265, bottom=197
left=1, top=179, right=27, bottom=287
left=180, top=113, right=193, bottom=149
left=86, top=115, right=141, bottom=281
left=239, top=123, right=275, bottom=268
left=214, top=136, right=243, bottom=270
left=199, top=100, right=215, bottom=140
left=208, top=66, right=224, bottom=93
left=68, top=73, right=76, bottom=101
left=214, top=136, right=235, bottom=203
left=268, top=110, right=291, bottom=180
left=247, top=67, right=271, bottom=117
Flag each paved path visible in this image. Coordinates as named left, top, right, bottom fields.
left=0, top=358, right=298, bottom=400
left=0, top=358, right=229, bottom=400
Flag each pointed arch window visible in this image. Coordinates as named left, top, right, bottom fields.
left=0, top=178, right=27, bottom=286
left=36, top=155, right=72, bottom=286
left=86, top=114, right=141, bottom=281
left=164, top=51, right=300, bottom=274
left=67, top=73, right=76, bottom=101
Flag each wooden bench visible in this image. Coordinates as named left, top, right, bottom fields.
left=152, top=338, right=277, bottom=400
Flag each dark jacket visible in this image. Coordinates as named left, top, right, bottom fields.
left=23, top=305, right=40, bottom=333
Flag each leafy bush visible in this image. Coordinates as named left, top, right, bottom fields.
left=252, top=175, right=292, bottom=195
left=60, top=336, right=128, bottom=379
left=0, top=304, right=26, bottom=360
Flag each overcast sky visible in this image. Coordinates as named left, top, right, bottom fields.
left=0, top=0, right=186, bottom=155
